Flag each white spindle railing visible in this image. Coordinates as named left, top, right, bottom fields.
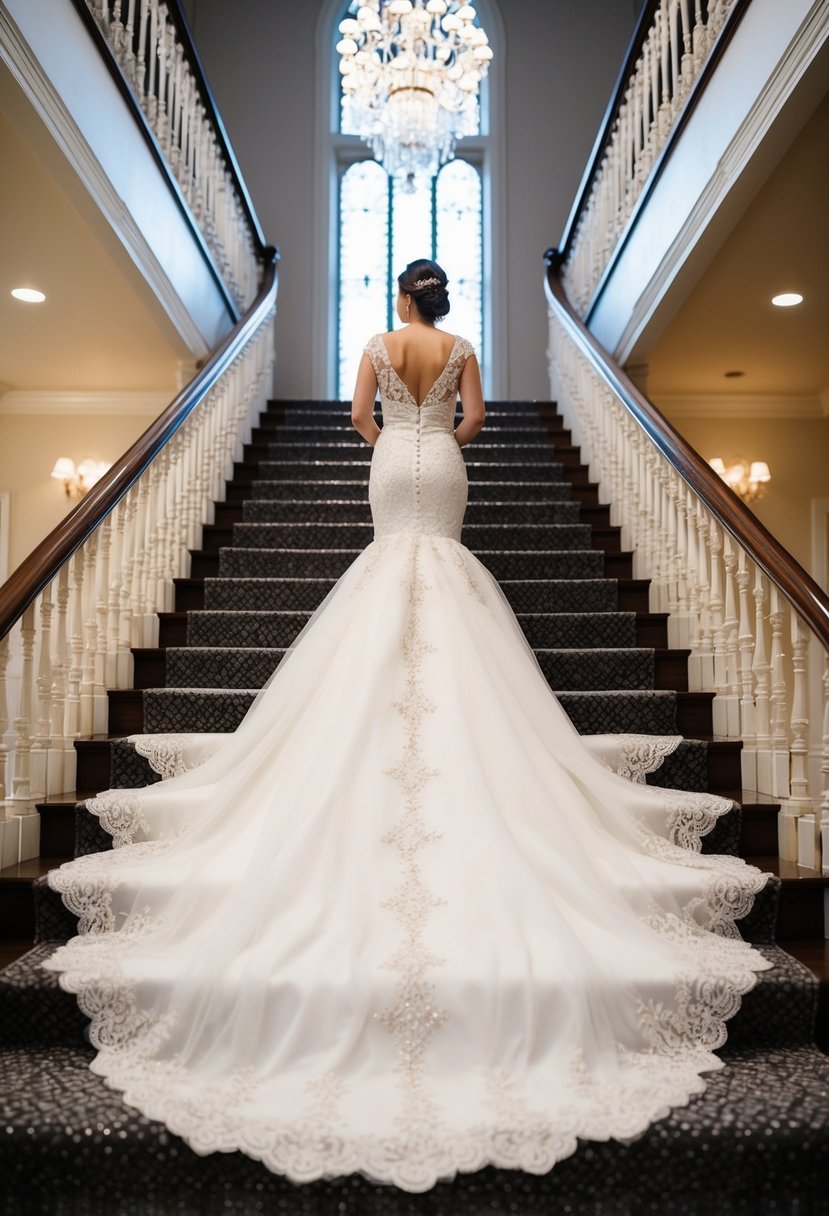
left=0, top=311, right=274, bottom=813
left=85, top=0, right=260, bottom=310
left=547, top=304, right=829, bottom=872
left=563, top=0, right=739, bottom=315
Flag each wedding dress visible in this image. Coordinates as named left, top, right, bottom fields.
left=44, top=332, right=773, bottom=1194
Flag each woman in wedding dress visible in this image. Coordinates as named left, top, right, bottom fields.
left=44, top=258, right=772, bottom=1194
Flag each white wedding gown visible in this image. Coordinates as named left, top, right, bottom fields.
left=44, top=333, right=772, bottom=1193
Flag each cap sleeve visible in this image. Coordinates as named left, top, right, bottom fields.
left=363, top=333, right=383, bottom=376
left=458, top=337, right=477, bottom=363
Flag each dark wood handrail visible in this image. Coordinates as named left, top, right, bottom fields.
left=0, top=250, right=279, bottom=641
left=544, top=254, right=829, bottom=653
left=557, top=0, right=751, bottom=282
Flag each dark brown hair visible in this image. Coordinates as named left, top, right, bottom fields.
left=398, top=258, right=450, bottom=322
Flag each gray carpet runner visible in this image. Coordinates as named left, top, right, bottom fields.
left=1, top=398, right=827, bottom=1215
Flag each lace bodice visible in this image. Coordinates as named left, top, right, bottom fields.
left=364, top=332, right=475, bottom=542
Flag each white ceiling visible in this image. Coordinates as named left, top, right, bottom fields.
left=0, top=62, right=188, bottom=396
left=643, top=89, right=829, bottom=405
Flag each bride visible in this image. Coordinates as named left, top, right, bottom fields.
left=43, top=258, right=772, bottom=1194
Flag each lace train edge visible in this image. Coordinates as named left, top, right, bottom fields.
left=41, top=844, right=774, bottom=1191
left=129, top=733, right=223, bottom=781
left=664, top=790, right=735, bottom=854
left=40, top=942, right=768, bottom=1195
left=84, top=790, right=150, bottom=850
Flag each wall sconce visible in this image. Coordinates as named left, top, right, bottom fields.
left=709, top=456, right=771, bottom=503
left=50, top=457, right=111, bottom=499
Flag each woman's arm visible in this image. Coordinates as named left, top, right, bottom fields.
left=351, top=353, right=382, bottom=446
left=454, top=354, right=486, bottom=448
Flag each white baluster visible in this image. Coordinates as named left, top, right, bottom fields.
left=715, top=532, right=741, bottom=737
left=66, top=548, right=85, bottom=751
left=136, top=0, right=150, bottom=104
left=50, top=565, right=73, bottom=793
left=789, top=616, right=816, bottom=866
left=0, top=633, right=10, bottom=802
left=107, top=498, right=125, bottom=688
left=816, top=656, right=821, bottom=875
left=123, top=0, right=137, bottom=86
left=736, top=549, right=756, bottom=791
left=12, top=604, right=36, bottom=801
left=707, top=519, right=724, bottom=695
left=146, top=2, right=158, bottom=125
left=93, top=519, right=111, bottom=735
left=752, top=570, right=772, bottom=793
left=119, top=487, right=138, bottom=685
left=81, top=532, right=100, bottom=738
left=31, top=587, right=53, bottom=799
left=768, top=586, right=790, bottom=799
left=678, top=0, right=693, bottom=93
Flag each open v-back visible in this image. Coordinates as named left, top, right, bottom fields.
left=377, top=332, right=461, bottom=408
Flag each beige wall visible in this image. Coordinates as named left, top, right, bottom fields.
left=0, top=413, right=155, bottom=576
left=656, top=411, right=829, bottom=582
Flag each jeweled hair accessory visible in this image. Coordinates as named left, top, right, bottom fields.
left=413, top=277, right=441, bottom=289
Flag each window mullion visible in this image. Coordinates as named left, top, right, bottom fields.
left=387, top=177, right=394, bottom=332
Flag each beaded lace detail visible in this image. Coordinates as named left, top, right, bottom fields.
left=85, top=790, right=151, bottom=849
left=46, top=841, right=171, bottom=934
left=665, top=789, right=735, bottom=853
left=130, top=733, right=221, bottom=781
left=616, top=732, right=682, bottom=782
left=377, top=541, right=447, bottom=1090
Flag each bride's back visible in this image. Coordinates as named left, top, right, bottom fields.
left=382, top=326, right=458, bottom=408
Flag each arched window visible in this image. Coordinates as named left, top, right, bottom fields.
left=314, top=0, right=504, bottom=400
left=338, top=158, right=483, bottom=398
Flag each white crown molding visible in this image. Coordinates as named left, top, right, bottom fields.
left=0, top=7, right=209, bottom=357
left=0, top=389, right=171, bottom=416
left=653, top=392, right=824, bottom=420
left=612, top=0, right=829, bottom=364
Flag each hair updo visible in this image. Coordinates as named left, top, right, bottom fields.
left=398, top=258, right=450, bottom=323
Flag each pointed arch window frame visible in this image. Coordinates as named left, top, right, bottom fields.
left=312, top=0, right=506, bottom=401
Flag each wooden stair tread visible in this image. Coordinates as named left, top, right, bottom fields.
left=0, top=856, right=67, bottom=882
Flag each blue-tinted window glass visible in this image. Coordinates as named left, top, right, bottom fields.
left=338, top=160, right=389, bottom=400
left=436, top=159, right=482, bottom=358
left=337, top=158, right=484, bottom=398
left=389, top=176, right=433, bottom=327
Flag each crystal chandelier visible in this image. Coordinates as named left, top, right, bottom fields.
left=337, top=1, right=493, bottom=192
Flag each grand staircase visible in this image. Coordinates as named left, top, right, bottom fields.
left=2, top=398, right=829, bottom=1214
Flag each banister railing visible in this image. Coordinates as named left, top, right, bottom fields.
left=72, top=0, right=268, bottom=313
left=0, top=252, right=278, bottom=806
left=545, top=254, right=829, bottom=871
left=559, top=0, right=750, bottom=317
left=0, top=252, right=278, bottom=643
left=0, top=0, right=280, bottom=819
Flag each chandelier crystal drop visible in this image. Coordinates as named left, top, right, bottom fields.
left=337, top=0, right=493, bottom=192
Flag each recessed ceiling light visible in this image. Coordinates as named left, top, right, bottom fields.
left=724, top=370, right=745, bottom=378
left=771, top=292, right=803, bottom=307
left=11, top=287, right=46, bottom=303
